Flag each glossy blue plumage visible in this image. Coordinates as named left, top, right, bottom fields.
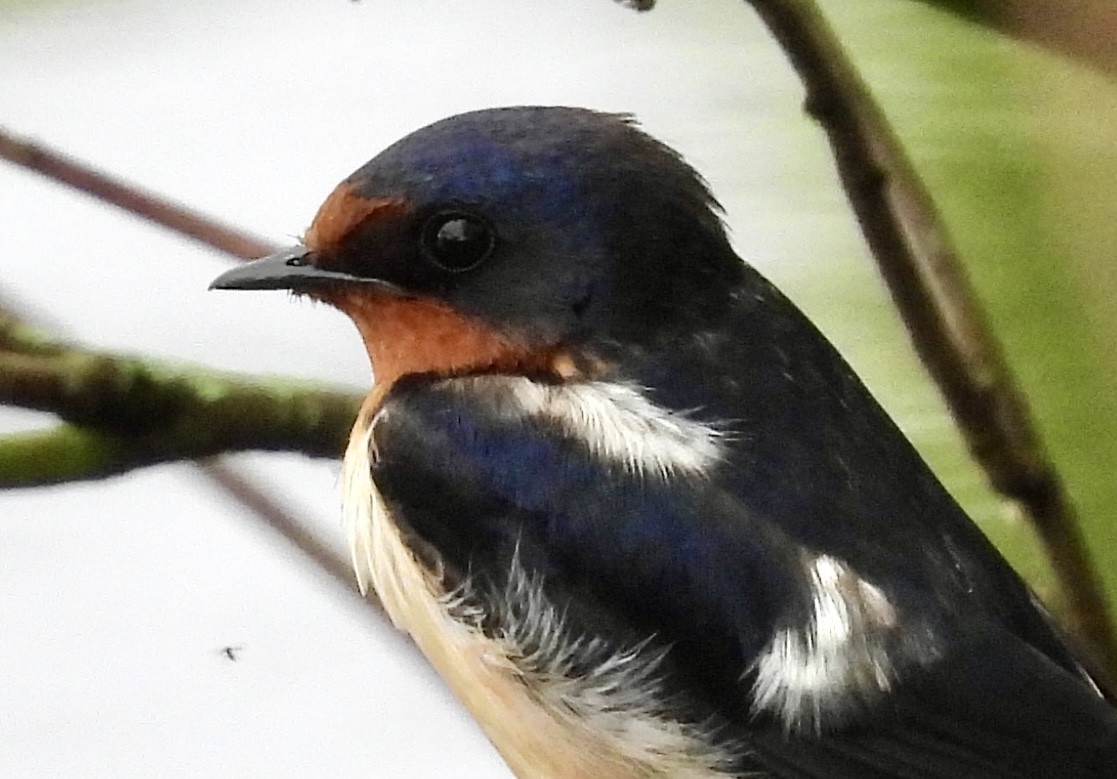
left=213, top=107, right=1117, bottom=777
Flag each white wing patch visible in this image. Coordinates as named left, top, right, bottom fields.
left=452, top=376, right=727, bottom=480
left=751, top=555, right=938, bottom=734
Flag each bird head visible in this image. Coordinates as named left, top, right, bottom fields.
left=211, top=106, right=744, bottom=388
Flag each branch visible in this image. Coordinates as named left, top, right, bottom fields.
left=4, top=8, right=1114, bottom=678
left=917, top=0, right=1117, bottom=79
left=197, top=459, right=374, bottom=608
left=0, top=126, right=378, bottom=606
left=0, top=286, right=373, bottom=615
left=0, top=310, right=61, bottom=356
left=623, top=1, right=1117, bottom=78
left=0, top=128, right=273, bottom=260
left=0, top=333, right=360, bottom=486
left=0, top=130, right=353, bottom=486
left=736, top=0, right=1116, bottom=681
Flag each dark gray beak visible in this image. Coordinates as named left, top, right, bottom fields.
left=209, top=245, right=409, bottom=296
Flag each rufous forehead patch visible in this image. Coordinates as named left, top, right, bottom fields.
left=303, top=183, right=408, bottom=258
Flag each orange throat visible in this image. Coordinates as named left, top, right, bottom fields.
left=332, top=290, right=555, bottom=390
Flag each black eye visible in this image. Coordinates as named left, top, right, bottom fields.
left=419, top=211, right=496, bottom=272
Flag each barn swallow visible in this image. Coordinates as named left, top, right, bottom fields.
left=211, top=106, right=1117, bottom=777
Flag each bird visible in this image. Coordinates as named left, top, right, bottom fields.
left=210, top=106, right=1117, bottom=777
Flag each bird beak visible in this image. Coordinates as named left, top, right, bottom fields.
left=209, top=245, right=410, bottom=296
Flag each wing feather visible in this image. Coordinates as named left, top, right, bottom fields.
left=370, top=376, right=1117, bottom=777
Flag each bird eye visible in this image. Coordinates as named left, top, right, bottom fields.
left=419, top=211, right=496, bottom=272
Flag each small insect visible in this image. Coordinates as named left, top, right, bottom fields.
left=219, top=645, right=244, bottom=662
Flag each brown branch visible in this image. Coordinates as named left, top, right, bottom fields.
left=917, top=0, right=1117, bottom=79
left=0, top=127, right=378, bottom=614
left=738, top=0, right=1116, bottom=681
left=0, top=294, right=375, bottom=610
left=0, top=126, right=274, bottom=261
left=198, top=459, right=375, bottom=609
left=626, top=1, right=1117, bottom=78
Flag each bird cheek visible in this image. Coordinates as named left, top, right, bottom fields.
left=332, top=291, right=545, bottom=389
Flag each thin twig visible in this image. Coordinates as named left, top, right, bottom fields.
left=0, top=291, right=372, bottom=610
left=0, top=127, right=273, bottom=260
left=0, top=132, right=379, bottom=611
left=739, top=0, right=1116, bottom=681
left=198, top=459, right=374, bottom=609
